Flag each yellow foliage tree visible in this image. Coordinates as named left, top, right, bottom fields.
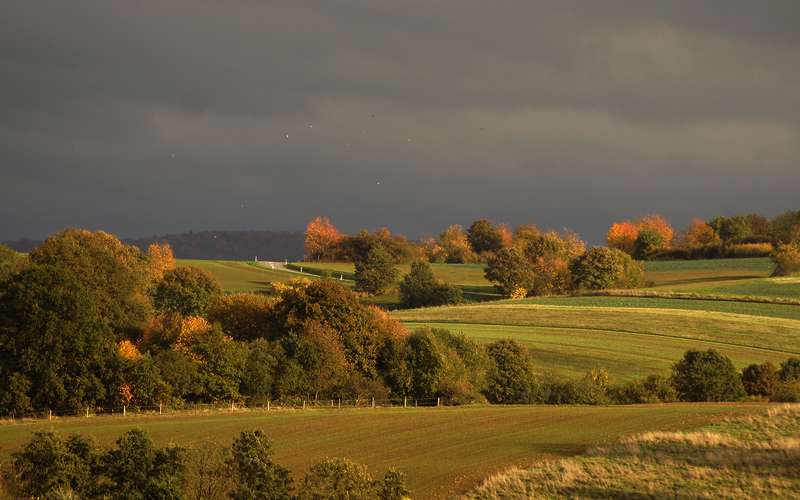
left=117, top=339, right=142, bottom=361
left=305, top=216, right=343, bottom=261
left=683, top=218, right=720, bottom=247
left=146, top=241, right=176, bottom=283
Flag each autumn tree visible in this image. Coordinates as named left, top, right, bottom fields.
left=484, top=247, right=535, bottom=297
left=709, top=215, right=751, bottom=246
left=606, top=221, right=639, bottom=254
left=146, top=241, right=176, bottom=283
left=571, top=247, right=642, bottom=290
left=637, top=215, right=674, bottom=246
left=207, top=293, right=273, bottom=341
left=771, top=243, right=800, bottom=277
left=0, top=244, right=27, bottom=281
left=438, top=225, right=478, bottom=263
left=304, top=216, right=343, bottom=261
left=683, top=218, right=720, bottom=247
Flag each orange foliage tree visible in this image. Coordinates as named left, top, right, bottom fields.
left=304, top=216, right=343, bottom=261
left=638, top=215, right=674, bottom=247
left=146, top=241, right=176, bottom=283
left=606, top=221, right=639, bottom=254
left=683, top=218, right=720, bottom=247
left=607, top=215, right=674, bottom=254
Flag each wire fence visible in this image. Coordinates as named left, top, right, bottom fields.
left=0, top=397, right=444, bottom=423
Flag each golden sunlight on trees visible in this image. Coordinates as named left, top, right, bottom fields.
left=683, top=218, right=720, bottom=247
left=607, top=215, right=674, bottom=255
left=146, top=242, right=176, bottom=283
left=305, top=216, right=343, bottom=261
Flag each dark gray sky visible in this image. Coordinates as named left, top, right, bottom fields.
left=2, top=1, right=798, bottom=244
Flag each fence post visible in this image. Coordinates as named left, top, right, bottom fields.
left=230, top=401, right=235, bottom=412
left=122, top=405, right=126, bottom=417
left=86, top=407, right=89, bottom=418
left=403, top=397, right=407, bottom=408
left=159, top=403, right=162, bottom=415
left=371, top=397, right=375, bottom=409
left=414, top=399, right=417, bottom=407
left=267, top=400, right=270, bottom=412
left=49, top=409, right=52, bottom=421
left=437, top=397, right=440, bottom=407
left=338, top=398, right=341, bottom=409
left=302, top=400, right=306, bottom=410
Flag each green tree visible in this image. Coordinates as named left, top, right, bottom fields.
left=0, top=266, right=116, bottom=413
left=771, top=243, right=800, bottom=277
left=633, top=228, right=665, bottom=260
left=154, top=350, right=203, bottom=402
left=153, top=266, right=222, bottom=316
left=11, top=431, right=96, bottom=498
left=468, top=219, right=504, bottom=255
left=184, top=325, right=247, bottom=402
left=29, top=229, right=151, bottom=333
left=741, top=362, right=779, bottom=397
left=709, top=216, right=751, bottom=245
left=770, top=210, right=800, bottom=244
left=228, top=430, right=292, bottom=500
left=405, top=330, right=447, bottom=398
left=298, top=458, right=375, bottom=500
left=671, top=349, right=745, bottom=401
left=399, top=261, right=463, bottom=308
left=484, top=247, right=535, bottom=297
left=571, top=246, right=640, bottom=290
left=241, top=339, right=278, bottom=402
left=354, top=245, right=398, bottom=295
left=484, top=340, right=535, bottom=404
left=98, top=429, right=186, bottom=499
left=269, top=281, right=384, bottom=377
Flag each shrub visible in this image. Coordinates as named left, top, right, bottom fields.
left=741, top=362, right=779, bottom=397
left=153, top=266, right=222, bottom=316
left=771, top=380, right=800, bottom=402
left=671, top=350, right=745, bottom=402
left=399, top=261, right=463, bottom=308
left=354, top=245, right=398, bottom=295
left=484, top=340, right=536, bottom=404
left=298, top=458, right=375, bottom=500
left=0, top=244, right=26, bottom=281
left=725, top=243, right=773, bottom=258
left=771, top=243, right=800, bottom=277
left=228, top=430, right=292, bottom=500
left=610, top=374, right=676, bottom=404
left=376, top=468, right=410, bottom=500
left=778, top=357, right=800, bottom=382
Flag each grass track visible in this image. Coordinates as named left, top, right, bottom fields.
left=0, top=405, right=770, bottom=498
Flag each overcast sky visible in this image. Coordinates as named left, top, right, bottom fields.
left=2, top=1, right=798, bottom=244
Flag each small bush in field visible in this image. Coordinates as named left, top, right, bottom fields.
left=771, top=243, right=800, bottom=277
left=228, top=430, right=292, bottom=500
left=741, top=362, right=779, bottom=397
left=771, top=380, right=800, bottom=402
left=779, top=357, right=800, bottom=382
left=610, top=374, right=677, bottom=404
left=298, top=458, right=375, bottom=499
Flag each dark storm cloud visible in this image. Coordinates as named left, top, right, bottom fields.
left=1, top=0, right=798, bottom=243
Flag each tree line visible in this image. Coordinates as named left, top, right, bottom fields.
left=3, top=428, right=409, bottom=499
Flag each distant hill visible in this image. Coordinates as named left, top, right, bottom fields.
left=3, top=230, right=305, bottom=261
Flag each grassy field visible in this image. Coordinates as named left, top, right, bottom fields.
left=0, top=404, right=770, bottom=498
left=177, top=259, right=308, bottom=293
left=395, top=302, right=800, bottom=381
left=293, top=262, right=494, bottom=290
left=467, top=404, right=800, bottom=498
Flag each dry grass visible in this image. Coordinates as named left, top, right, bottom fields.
left=466, top=405, right=800, bottom=499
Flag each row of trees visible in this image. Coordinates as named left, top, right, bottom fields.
left=484, top=233, right=643, bottom=298
left=5, top=429, right=409, bottom=499
left=607, top=209, right=800, bottom=261
left=484, top=346, right=800, bottom=406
